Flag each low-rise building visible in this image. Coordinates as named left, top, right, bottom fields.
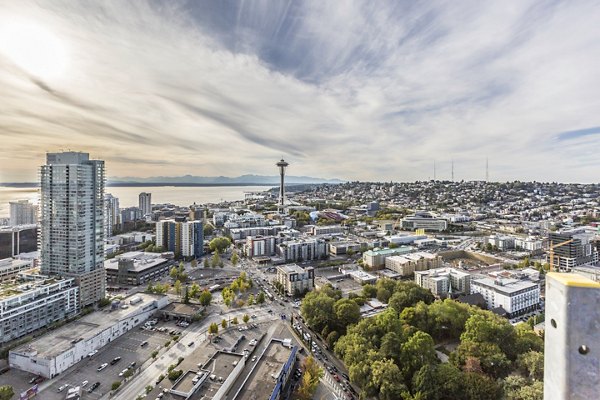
left=0, top=224, right=38, bottom=259
left=414, top=267, right=471, bottom=297
left=0, top=258, right=34, bottom=282
left=276, top=264, right=314, bottom=296
left=278, top=239, right=327, bottom=262
left=470, top=277, right=540, bottom=317
left=487, top=235, right=515, bottom=250
left=104, top=251, right=171, bottom=285
left=385, top=252, right=442, bottom=277
left=9, top=293, right=169, bottom=378
left=362, top=246, right=413, bottom=269
left=244, top=235, right=278, bottom=258
left=1, top=276, right=79, bottom=345
left=401, top=211, right=448, bottom=232
left=309, top=225, right=344, bottom=236
left=514, top=237, right=544, bottom=253
left=328, top=241, right=362, bottom=255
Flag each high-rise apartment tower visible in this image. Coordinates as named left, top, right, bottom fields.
left=40, top=152, right=106, bottom=306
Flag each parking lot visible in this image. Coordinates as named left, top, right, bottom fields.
left=34, top=319, right=191, bottom=400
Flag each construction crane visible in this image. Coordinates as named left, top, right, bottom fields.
left=548, top=238, right=573, bottom=272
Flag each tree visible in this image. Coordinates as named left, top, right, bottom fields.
left=334, top=298, right=361, bottom=329
left=400, top=331, right=438, bottom=382
left=174, top=280, right=182, bottom=296
left=301, top=291, right=335, bottom=333
left=517, top=351, right=544, bottom=381
left=370, top=359, right=408, bottom=400
left=189, top=283, right=200, bottom=298
left=221, top=319, right=227, bottom=329
left=208, top=322, right=219, bottom=334
left=243, top=314, right=250, bottom=324
left=204, top=258, right=210, bottom=268
left=168, top=370, right=183, bottom=381
left=362, top=284, right=377, bottom=298
left=209, top=237, right=232, bottom=253
left=183, top=285, right=190, bottom=304
left=257, top=291, right=266, bottom=304
left=170, top=266, right=179, bottom=279
left=232, top=317, right=238, bottom=324
left=231, top=252, right=239, bottom=266
left=203, top=224, right=214, bottom=237
left=111, top=381, right=121, bottom=391
left=0, top=386, right=14, bottom=400
left=247, top=294, right=255, bottom=305
left=296, top=356, right=323, bottom=400
left=191, top=259, right=198, bottom=268
left=199, top=289, right=212, bottom=306
left=212, top=251, right=221, bottom=268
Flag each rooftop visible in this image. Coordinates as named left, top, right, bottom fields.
left=11, top=293, right=167, bottom=358
left=363, top=246, right=413, bottom=257
left=472, top=277, right=539, bottom=294
left=236, top=340, right=294, bottom=400
left=194, top=352, right=243, bottom=399
left=104, top=251, right=169, bottom=272
left=277, top=264, right=308, bottom=274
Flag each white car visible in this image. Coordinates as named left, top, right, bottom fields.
left=57, top=384, right=68, bottom=392
left=119, top=368, right=129, bottom=377
left=87, top=350, right=98, bottom=357
left=81, top=380, right=89, bottom=387
left=97, top=363, right=108, bottom=372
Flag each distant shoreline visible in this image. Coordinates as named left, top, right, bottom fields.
left=0, top=182, right=299, bottom=188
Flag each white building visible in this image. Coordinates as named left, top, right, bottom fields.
left=514, top=237, right=544, bottom=252
left=471, top=277, right=540, bottom=317
left=9, top=200, right=37, bottom=226
left=139, top=192, right=152, bottom=217
left=276, top=264, right=314, bottom=296
left=385, top=252, right=442, bottom=277
left=309, top=225, right=344, bottom=236
left=245, top=236, right=277, bottom=258
left=104, top=193, right=120, bottom=238
left=487, top=235, right=515, bottom=250
left=1, top=277, right=80, bottom=345
left=415, top=267, right=471, bottom=297
left=401, top=211, right=448, bottom=232
left=278, top=239, right=327, bottom=262
left=180, top=221, right=204, bottom=257
left=9, top=293, right=169, bottom=378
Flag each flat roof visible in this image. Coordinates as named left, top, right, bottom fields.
left=277, top=264, right=306, bottom=274
left=195, top=352, right=243, bottom=399
left=415, top=267, right=470, bottom=278
left=364, top=246, right=413, bottom=256
left=11, top=293, right=166, bottom=359
left=236, top=340, right=293, bottom=400
left=472, top=277, right=539, bottom=293
left=104, top=252, right=169, bottom=272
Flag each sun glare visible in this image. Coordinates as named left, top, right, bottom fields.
left=0, top=20, right=68, bottom=80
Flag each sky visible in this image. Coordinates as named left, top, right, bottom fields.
left=0, top=0, right=599, bottom=183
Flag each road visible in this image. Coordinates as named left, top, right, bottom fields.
left=107, top=306, right=278, bottom=400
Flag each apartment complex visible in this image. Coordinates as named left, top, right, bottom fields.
left=0, top=276, right=80, bottom=345
left=244, top=235, right=277, bottom=258
left=278, top=239, right=327, bottom=262
left=471, top=277, right=540, bottom=317
left=156, top=220, right=204, bottom=257
left=362, top=246, right=413, bottom=269
left=414, top=267, right=471, bottom=297
left=309, top=225, right=344, bottom=236
left=401, top=211, right=448, bottom=232
left=139, top=192, right=152, bottom=217
left=276, top=264, right=314, bottom=296
left=385, top=252, right=442, bottom=277
left=104, top=193, right=120, bottom=237
left=548, top=230, right=599, bottom=271
left=40, top=152, right=106, bottom=307
left=9, top=200, right=37, bottom=226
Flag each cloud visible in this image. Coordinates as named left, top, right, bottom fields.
left=557, top=127, right=600, bottom=141
left=0, top=0, right=599, bottom=182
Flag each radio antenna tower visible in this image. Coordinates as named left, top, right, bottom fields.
left=433, top=160, right=436, bottom=181
left=486, top=157, right=489, bottom=182
left=451, top=159, right=454, bottom=182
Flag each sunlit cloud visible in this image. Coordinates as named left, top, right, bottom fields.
left=0, top=0, right=599, bottom=182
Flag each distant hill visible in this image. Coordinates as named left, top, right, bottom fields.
left=108, top=174, right=344, bottom=185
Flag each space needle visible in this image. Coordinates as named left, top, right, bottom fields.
left=276, top=158, right=289, bottom=212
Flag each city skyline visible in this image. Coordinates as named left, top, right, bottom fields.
left=1, top=1, right=600, bottom=183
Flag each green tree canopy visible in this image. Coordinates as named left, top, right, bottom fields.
left=209, top=237, right=232, bottom=253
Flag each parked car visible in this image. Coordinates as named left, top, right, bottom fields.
left=81, top=380, right=89, bottom=387
left=57, top=384, right=68, bottom=392
left=88, top=382, right=100, bottom=393
left=97, top=363, right=108, bottom=372
left=110, top=356, right=121, bottom=365
left=140, top=341, right=149, bottom=347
